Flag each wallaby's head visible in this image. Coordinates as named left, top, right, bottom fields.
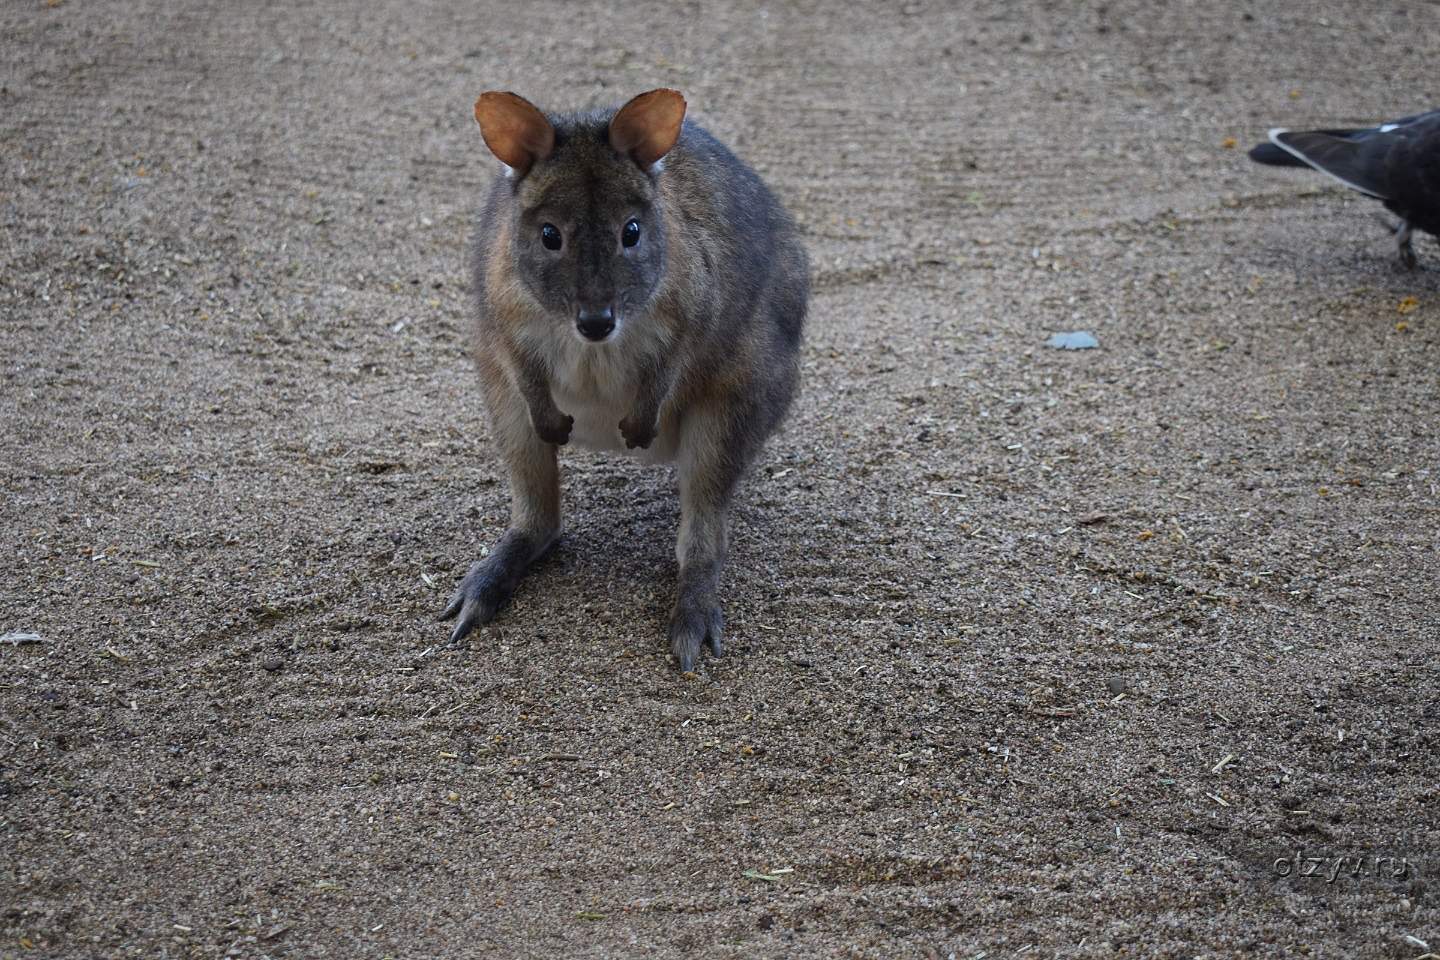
left=475, top=89, right=687, bottom=344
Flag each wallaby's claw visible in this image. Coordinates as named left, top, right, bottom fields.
left=535, top=412, right=574, bottom=446
left=441, top=560, right=513, bottom=642
left=668, top=598, right=723, bottom=671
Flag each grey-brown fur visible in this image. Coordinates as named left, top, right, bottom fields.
left=443, top=89, right=809, bottom=670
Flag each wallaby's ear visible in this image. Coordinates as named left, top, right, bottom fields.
left=474, top=92, right=555, bottom=175
left=609, top=89, right=686, bottom=169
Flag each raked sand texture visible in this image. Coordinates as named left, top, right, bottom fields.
left=2, top=2, right=1437, bottom=957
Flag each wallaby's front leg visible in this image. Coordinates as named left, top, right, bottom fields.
left=619, top=359, right=673, bottom=450
left=668, top=406, right=750, bottom=671
left=442, top=397, right=561, bottom=642
left=515, top=351, right=573, bottom=446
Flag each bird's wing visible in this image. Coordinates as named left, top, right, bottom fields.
left=1378, top=113, right=1440, bottom=234
left=1377, top=108, right=1440, bottom=133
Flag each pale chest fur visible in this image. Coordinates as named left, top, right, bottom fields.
left=543, top=333, right=680, bottom=463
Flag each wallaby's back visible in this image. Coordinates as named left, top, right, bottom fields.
left=645, top=119, right=809, bottom=437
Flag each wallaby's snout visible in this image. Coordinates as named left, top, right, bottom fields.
left=576, top=240, right=618, bottom=341
left=576, top=305, right=615, bottom=342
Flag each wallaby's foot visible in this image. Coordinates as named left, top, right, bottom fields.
left=441, top=530, right=555, bottom=642
left=668, top=595, right=723, bottom=672
left=534, top=411, right=574, bottom=446
left=619, top=413, right=657, bottom=450
left=440, top=558, right=515, bottom=642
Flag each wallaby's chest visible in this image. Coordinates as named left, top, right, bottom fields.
left=546, top=340, right=679, bottom=462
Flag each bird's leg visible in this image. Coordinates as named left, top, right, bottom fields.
left=1396, top=220, right=1417, bottom=270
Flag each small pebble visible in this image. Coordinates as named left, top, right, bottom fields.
left=1046, top=330, right=1099, bottom=350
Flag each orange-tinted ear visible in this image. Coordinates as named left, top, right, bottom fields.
left=609, top=89, right=686, bottom=169
left=474, top=92, right=555, bottom=175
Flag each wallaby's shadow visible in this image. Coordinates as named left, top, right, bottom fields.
left=469, top=454, right=803, bottom=647
left=545, top=460, right=678, bottom=591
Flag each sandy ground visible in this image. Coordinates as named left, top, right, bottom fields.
left=2, top=1, right=1438, bottom=957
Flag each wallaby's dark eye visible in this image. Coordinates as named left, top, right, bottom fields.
left=622, top=219, right=641, bottom=248
left=540, top=223, right=562, bottom=251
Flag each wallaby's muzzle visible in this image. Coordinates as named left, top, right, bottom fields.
left=576, top=306, right=616, bottom=342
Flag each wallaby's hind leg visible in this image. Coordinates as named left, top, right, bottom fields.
left=443, top=398, right=561, bottom=642
left=668, top=406, right=754, bottom=671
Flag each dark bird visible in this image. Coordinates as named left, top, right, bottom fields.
left=1249, top=109, right=1440, bottom=268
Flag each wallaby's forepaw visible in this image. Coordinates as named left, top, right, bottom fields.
left=440, top=558, right=516, bottom=643
left=619, top=414, right=657, bottom=450
left=668, top=597, right=723, bottom=672
left=535, top=412, right=574, bottom=446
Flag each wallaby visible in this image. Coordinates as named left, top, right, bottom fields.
left=442, top=89, right=809, bottom=670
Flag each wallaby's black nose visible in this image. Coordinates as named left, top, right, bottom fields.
left=576, top=307, right=615, bottom=342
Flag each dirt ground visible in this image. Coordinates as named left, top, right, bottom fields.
left=3, top=1, right=1437, bottom=957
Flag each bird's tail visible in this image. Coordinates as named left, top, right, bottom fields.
left=1248, top=128, right=1373, bottom=166
left=1248, top=141, right=1310, bottom=166
left=1248, top=126, right=1395, bottom=196
left=1262, top=128, right=1390, bottom=199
